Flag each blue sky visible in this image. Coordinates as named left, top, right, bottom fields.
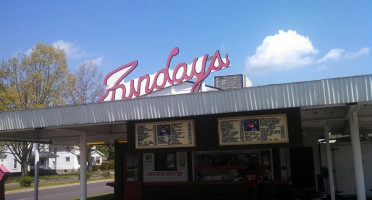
left=1, top=1, right=371, bottom=87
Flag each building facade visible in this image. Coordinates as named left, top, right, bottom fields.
left=0, top=74, right=371, bottom=200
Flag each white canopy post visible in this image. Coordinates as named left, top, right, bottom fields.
left=348, top=106, right=366, bottom=200
left=80, top=132, right=87, bottom=200
left=324, top=125, right=335, bottom=200
left=34, top=143, right=39, bottom=200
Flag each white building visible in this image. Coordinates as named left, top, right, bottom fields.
left=0, top=151, right=22, bottom=173
left=1, top=74, right=372, bottom=199
left=51, top=147, right=104, bottom=173
left=0, top=145, right=104, bottom=174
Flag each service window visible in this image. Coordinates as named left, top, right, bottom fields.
left=194, top=150, right=273, bottom=181
left=155, top=152, right=177, bottom=171
left=126, top=155, right=140, bottom=181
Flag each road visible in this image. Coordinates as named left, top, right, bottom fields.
left=6, top=180, right=114, bottom=200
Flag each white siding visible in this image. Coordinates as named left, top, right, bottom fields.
left=91, top=151, right=103, bottom=165
left=0, top=147, right=104, bottom=173
left=51, top=149, right=104, bottom=171
left=320, top=142, right=372, bottom=196
left=54, top=150, right=80, bottom=171
left=0, top=152, right=21, bottom=173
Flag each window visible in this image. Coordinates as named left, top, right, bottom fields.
left=155, top=152, right=177, bottom=171
left=14, top=159, right=17, bottom=169
left=66, top=157, right=70, bottom=162
left=96, top=157, right=101, bottom=165
left=126, top=155, right=139, bottom=181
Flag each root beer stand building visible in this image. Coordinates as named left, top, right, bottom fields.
left=0, top=48, right=371, bottom=200
left=120, top=110, right=305, bottom=200
left=100, top=48, right=306, bottom=199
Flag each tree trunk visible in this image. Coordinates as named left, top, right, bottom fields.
left=87, top=146, right=93, bottom=173
left=21, top=161, right=29, bottom=177
left=87, top=159, right=93, bottom=172
left=107, top=145, right=114, bottom=161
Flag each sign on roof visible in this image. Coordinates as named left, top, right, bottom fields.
left=98, top=47, right=230, bottom=101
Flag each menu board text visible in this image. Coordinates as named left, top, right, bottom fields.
left=218, top=114, right=288, bottom=145
left=135, top=120, right=195, bottom=149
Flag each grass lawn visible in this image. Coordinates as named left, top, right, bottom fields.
left=6, top=170, right=113, bottom=183
left=5, top=172, right=114, bottom=192
left=6, top=174, right=78, bottom=184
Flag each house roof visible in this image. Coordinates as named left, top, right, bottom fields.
left=92, top=149, right=105, bottom=157
left=32, top=151, right=58, bottom=158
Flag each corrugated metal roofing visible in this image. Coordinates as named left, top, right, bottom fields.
left=1, top=74, right=372, bottom=131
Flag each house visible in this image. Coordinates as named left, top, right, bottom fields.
left=0, top=145, right=105, bottom=174
left=50, top=146, right=104, bottom=173
left=0, top=151, right=22, bottom=173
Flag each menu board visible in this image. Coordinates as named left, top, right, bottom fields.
left=135, top=120, right=195, bottom=149
left=218, top=114, right=288, bottom=146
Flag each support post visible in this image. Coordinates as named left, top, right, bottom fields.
left=324, top=125, right=335, bottom=200
left=80, top=132, right=87, bottom=200
left=54, top=146, right=57, bottom=171
left=34, top=143, right=39, bottom=200
left=349, top=110, right=366, bottom=200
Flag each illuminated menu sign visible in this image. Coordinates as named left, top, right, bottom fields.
left=135, top=120, right=195, bottom=149
left=218, top=114, right=288, bottom=146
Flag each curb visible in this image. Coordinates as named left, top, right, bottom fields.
left=5, top=179, right=114, bottom=195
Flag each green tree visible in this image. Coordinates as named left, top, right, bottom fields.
left=0, top=43, right=72, bottom=176
left=96, top=145, right=114, bottom=161
left=55, top=61, right=104, bottom=172
left=66, top=61, right=104, bottom=104
left=0, top=67, right=8, bottom=111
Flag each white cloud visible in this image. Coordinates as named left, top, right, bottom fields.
left=346, top=47, right=369, bottom=59
left=318, top=47, right=369, bottom=63
left=52, top=40, right=85, bottom=59
left=317, top=48, right=345, bottom=63
left=83, top=56, right=104, bottom=66
left=20, top=41, right=104, bottom=67
left=246, top=30, right=318, bottom=73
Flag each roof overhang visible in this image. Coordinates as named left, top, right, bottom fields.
left=0, top=74, right=371, bottom=144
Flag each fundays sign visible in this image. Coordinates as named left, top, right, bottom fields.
left=98, top=47, right=230, bottom=101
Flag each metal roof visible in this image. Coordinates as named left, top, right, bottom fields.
left=1, top=74, right=372, bottom=132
